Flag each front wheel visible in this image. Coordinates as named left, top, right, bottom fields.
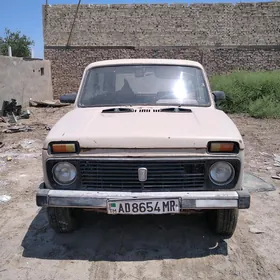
left=46, top=207, right=81, bottom=233
left=208, top=209, right=239, bottom=237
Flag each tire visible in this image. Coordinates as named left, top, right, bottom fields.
left=208, top=209, right=239, bottom=237
left=46, top=207, right=81, bottom=233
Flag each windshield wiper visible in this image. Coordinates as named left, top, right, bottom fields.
left=102, top=107, right=135, bottom=113
left=159, top=107, right=192, bottom=113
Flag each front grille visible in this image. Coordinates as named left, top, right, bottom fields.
left=79, top=160, right=206, bottom=191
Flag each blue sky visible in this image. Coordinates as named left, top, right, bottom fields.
left=0, top=0, right=272, bottom=59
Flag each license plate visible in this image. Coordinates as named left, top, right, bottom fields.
left=107, top=198, right=180, bottom=215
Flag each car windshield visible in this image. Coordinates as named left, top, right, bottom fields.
left=78, top=64, right=211, bottom=107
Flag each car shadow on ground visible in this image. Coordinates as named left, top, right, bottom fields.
left=21, top=209, right=228, bottom=261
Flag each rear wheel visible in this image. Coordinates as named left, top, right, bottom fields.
left=208, top=209, right=239, bottom=237
left=46, top=207, right=81, bottom=233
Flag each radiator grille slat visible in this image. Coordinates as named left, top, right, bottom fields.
left=79, top=160, right=206, bottom=191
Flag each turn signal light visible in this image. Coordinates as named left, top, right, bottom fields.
left=208, top=142, right=239, bottom=153
left=49, top=142, right=79, bottom=154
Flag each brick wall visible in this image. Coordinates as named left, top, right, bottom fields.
left=43, top=2, right=280, bottom=98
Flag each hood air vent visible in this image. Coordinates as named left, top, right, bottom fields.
left=102, top=107, right=191, bottom=113
left=138, top=108, right=192, bottom=113
left=138, top=109, right=160, bottom=113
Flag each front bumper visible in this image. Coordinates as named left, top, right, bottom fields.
left=36, top=185, right=250, bottom=210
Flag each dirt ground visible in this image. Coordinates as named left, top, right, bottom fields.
left=0, top=106, right=280, bottom=280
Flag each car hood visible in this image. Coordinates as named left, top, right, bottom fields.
left=44, top=107, right=244, bottom=149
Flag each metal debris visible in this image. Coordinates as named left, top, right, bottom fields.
left=45, top=125, right=51, bottom=131
left=273, top=154, right=280, bottom=164
left=0, top=116, right=7, bottom=123
left=3, top=125, right=32, bottom=133
left=272, top=154, right=280, bottom=180
left=0, top=195, right=11, bottom=203
left=249, top=227, right=265, bottom=234
left=1, top=99, right=22, bottom=117
left=19, top=110, right=31, bottom=119
left=29, top=99, right=70, bottom=108
left=1, top=100, right=31, bottom=124
left=259, top=152, right=272, bottom=158
left=7, top=112, right=17, bottom=124
left=0, top=131, right=3, bottom=148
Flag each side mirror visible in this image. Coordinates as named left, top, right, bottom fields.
left=60, top=93, right=77, bottom=104
left=212, top=91, right=225, bottom=103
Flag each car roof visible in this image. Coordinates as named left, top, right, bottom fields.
left=85, top=58, right=204, bottom=71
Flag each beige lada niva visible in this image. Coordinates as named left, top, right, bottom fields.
left=36, top=59, right=250, bottom=237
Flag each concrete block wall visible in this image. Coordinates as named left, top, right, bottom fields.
left=44, top=2, right=280, bottom=47
left=43, top=2, right=280, bottom=98
left=0, top=56, right=53, bottom=107
left=45, top=47, right=280, bottom=98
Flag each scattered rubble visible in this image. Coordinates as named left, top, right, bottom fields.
left=258, top=152, right=280, bottom=181
left=20, top=139, right=34, bottom=149
left=29, top=99, right=70, bottom=108
left=3, top=125, right=32, bottom=134
left=1, top=99, right=31, bottom=126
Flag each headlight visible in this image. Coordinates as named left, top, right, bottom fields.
left=209, top=161, right=234, bottom=185
left=52, top=162, right=77, bottom=185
